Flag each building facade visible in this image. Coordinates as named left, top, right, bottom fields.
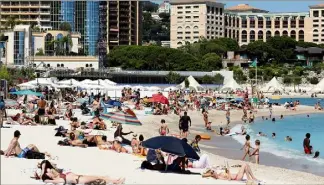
left=1, top=1, right=142, bottom=58
left=158, top=1, right=171, bottom=14
left=0, top=1, right=52, bottom=30
left=170, top=0, right=225, bottom=48
left=170, top=2, right=324, bottom=48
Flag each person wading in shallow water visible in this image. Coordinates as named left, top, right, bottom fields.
left=303, top=133, right=312, bottom=154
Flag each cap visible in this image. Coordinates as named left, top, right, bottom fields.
left=114, top=136, right=123, bottom=143
left=14, top=130, right=21, bottom=136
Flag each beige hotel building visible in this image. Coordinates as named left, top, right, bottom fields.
left=170, top=1, right=324, bottom=48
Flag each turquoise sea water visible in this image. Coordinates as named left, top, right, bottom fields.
left=231, top=114, right=324, bottom=166
left=270, top=98, right=324, bottom=106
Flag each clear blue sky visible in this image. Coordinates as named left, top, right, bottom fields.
left=153, top=1, right=323, bottom=12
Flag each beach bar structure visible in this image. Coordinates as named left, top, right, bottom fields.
left=295, top=46, right=324, bottom=66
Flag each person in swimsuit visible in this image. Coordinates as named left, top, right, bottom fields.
left=202, top=109, right=208, bottom=128
left=1, top=130, right=49, bottom=158
left=40, top=164, right=125, bottom=184
left=202, top=163, right=259, bottom=182
left=226, top=109, right=230, bottom=125
left=250, top=140, right=260, bottom=164
left=303, top=133, right=312, bottom=154
left=190, top=135, right=201, bottom=153
left=159, top=119, right=169, bottom=136
left=37, top=97, right=46, bottom=116
left=241, top=135, right=252, bottom=161
left=68, top=133, right=98, bottom=148
left=109, top=137, right=128, bottom=153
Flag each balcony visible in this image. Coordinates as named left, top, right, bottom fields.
left=120, top=8, right=129, bottom=12
left=120, top=26, right=129, bottom=30
left=109, top=8, right=118, bottom=11
left=119, top=32, right=129, bottom=36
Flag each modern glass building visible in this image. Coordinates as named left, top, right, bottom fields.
left=85, top=1, right=99, bottom=56
left=13, top=31, right=25, bottom=65
left=61, top=1, right=75, bottom=31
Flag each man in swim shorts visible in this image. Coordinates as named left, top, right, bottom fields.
left=1, top=130, right=43, bottom=158
left=303, top=133, right=312, bottom=154
left=179, top=112, right=191, bottom=138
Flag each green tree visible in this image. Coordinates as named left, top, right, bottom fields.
left=59, top=22, right=72, bottom=31
left=246, top=41, right=272, bottom=65
left=309, top=77, right=319, bottom=85
left=184, top=78, right=190, bottom=88
left=165, top=71, right=181, bottom=84
left=201, top=53, right=222, bottom=70
left=213, top=74, right=224, bottom=84
left=232, top=66, right=247, bottom=83
left=283, top=76, right=292, bottom=85
left=293, top=66, right=304, bottom=76
left=5, top=16, right=21, bottom=29
left=201, top=75, right=214, bottom=84
left=35, top=48, right=45, bottom=56
left=0, top=65, right=10, bottom=81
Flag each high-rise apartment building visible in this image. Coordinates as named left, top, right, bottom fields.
left=170, top=0, right=225, bottom=48
left=170, top=1, right=324, bottom=48
left=1, top=1, right=142, bottom=58
left=0, top=1, right=52, bottom=30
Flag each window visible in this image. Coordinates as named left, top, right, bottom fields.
left=57, top=64, right=60, bottom=67
left=220, top=8, right=223, bottom=15
left=250, top=30, right=255, bottom=42
left=185, top=16, right=190, bottom=19
left=216, top=8, right=218, bottom=14
left=177, top=6, right=183, bottom=9
left=299, top=30, right=304, bottom=41
left=177, top=32, right=183, bottom=34
left=313, top=10, right=319, bottom=17
left=185, top=36, right=191, bottom=39
left=178, top=12, right=183, bottom=14
left=291, top=30, right=296, bottom=39
left=177, top=16, right=183, bottom=19
left=186, top=11, right=191, bottom=13
left=313, top=19, right=319, bottom=22
left=193, top=31, right=199, bottom=34
left=242, top=30, right=247, bottom=42
left=86, top=64, right=89, bottom=67
left=313, top=34, right=319, bottom=37
left=193, top=36, right=199, bottom=39
left=185, top=31, right=190, bottom=34
left=90, top=64, right=93, bottom=67
left=275, top=31, right=280, bottom=36
left=313, top=39, right=319, bottom=42
left=177, top=26, right=183, bottom=30
left=322, top=10, right=324, bottom=17
left=194, top=6, right=199, bottom=8
left=177, top=37, right=183, bottom=39
left=185, top=6, right=191, bottom=9
left=282, top=30, right=288, bottom=36
left=47, top=64, right=50, bottom=67
left=61, top=64, right=64, bottom=67
left=177, top=42, right=182, bottom=46
left=313, top=24, right=319, bottom=27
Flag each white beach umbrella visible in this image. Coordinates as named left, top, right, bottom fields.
left=104, top=79, right=117, bottom=85
left=81, top=79, right=95, bottom=85
left=17, top=82, right=36, bottom=89
left=57, top=79, right=81, bottom=87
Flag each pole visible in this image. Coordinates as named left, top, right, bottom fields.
left=255, top=58, right=257, bottom=87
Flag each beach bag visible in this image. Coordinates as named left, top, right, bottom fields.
left=25, top=150, right=45, bottom=159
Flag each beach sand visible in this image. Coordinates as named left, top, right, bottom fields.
left=1, top=105, right=324, bottom=184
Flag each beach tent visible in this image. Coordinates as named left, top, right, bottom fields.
left=311, top=78, right=324, bottom=92
left=220, top=78, right=242, bottom=91
left=177, top=75, right=204, bottom=91
left=17, top=81, right=36, bottom=89
left=104, top=79, right=117, bottom=86
left=147, top=86, right=161, bottom=91
left=25, top=78, right=54, bottom=86
left=81, top=79, right=94, bottom=85
left=57, top=79, right=81, bottom=87
left=261, top=77, right=284, bottom=92
left=163, top=86, right=178, bottom=91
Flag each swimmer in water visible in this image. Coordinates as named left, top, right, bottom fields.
left=257, top=132, right=267, bottom=137
left=285, top=136, right=292, bottom=142
left=272, top=118, right=276, bottom=122
left=314, top=151, right=320, bottom=158
left=280, top=115, right=283, bottom=119
left=272, top=133, right=276, bottom=138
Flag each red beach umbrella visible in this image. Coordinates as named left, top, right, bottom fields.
left=151, top=94, right=169, bottom=105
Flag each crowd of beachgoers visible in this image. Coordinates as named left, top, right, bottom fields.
left=0, top=85, right=323, bottom=185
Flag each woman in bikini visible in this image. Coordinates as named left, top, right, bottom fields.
left=241, top=135, right=253, bottom=161
left=37, top=160, right=125, bottom=184
left=202, top=109, right=208, bottom=128
left=203, top=163, right=258, bottom=182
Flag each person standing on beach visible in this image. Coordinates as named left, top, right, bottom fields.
left=303, top=133, right=312, bottom=154
left=269, top=104, right=273, bottom=118
left=202, top=108, right=208, bottom=128
left=241, top=135, right=252, bottom=161
left=250, top=140, right=260, bottom=164
left=159, top=119, right=169, bottom=136
left=37, top=97, right=46, bottom=116
left=226, top=108, right=230, bottom=125
left=0, top=96, right=5, bottom=128
left=179, top=111, right=191, bottom=138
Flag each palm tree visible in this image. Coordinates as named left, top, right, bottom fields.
left=54, top=36, right=73, bottom=56
left=5, top=16, right=21, bottom=29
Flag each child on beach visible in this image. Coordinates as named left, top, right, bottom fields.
left=159, top=119, right=169, bottom=136
left=250, top=140, right=260, bottom=164
left=241, top=135, right=253, bottom=161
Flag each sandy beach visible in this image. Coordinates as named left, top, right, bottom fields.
left=1, top=105, right=324, bottom=184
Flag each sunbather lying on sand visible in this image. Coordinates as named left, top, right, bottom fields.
left=35, top=159, right=125, bottom=184
left=1, top=130, right=51, bottom=158
left=68, top=133, right=104, bottom=148
left=202, top=163, right=259, bottom=182
left=108, top=137, right=129, bottom=153
left=92, top=114, right=107, bottom=130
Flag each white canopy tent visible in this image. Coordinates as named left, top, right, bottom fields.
left=311, top=78, right=324, bottom=92
left=220, top=78, right=242, bottom=91
left=261, top=77, right=284, bottom=92
left=104, top=79, right=117, bottom=86
left=17, top=81, right=37, bottom=89
left=147, top=86, right=161, bottom=91
left=177, top=75, right=204, bottom=91
left=57, top=79, right=81, bottom=87
left=164, top=86, right=178, bottom=91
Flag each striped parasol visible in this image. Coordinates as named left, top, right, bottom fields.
left=100, top=109, right=142, bottom=126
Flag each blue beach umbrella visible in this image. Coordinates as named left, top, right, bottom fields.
left=142, top=136, right=200, bottom=160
